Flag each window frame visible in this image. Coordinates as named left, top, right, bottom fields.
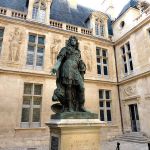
left=95, top=19, right=105, bottom=37
left=32, top=0, right=46, bottom=23
left=96, top=47, right=109, bottom=76
left=21, top=83, right=43, bottom=128
left=26, top=33, right=45, bottom=70
left=99, top=89, right=112, bottom=122
left=121, top=42, right=134, bottom=75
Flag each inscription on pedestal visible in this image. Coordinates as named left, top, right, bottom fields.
left=51, top=136, right=59, bottom=150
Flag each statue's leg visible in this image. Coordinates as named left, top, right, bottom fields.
left=77, top=82, right=86, bottom=112
left=65, top=84, right=74, bottom=112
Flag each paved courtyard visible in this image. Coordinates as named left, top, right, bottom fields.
left=101, top=140, right=148, bottom=150
left=0, top=140, right=149, bottom=150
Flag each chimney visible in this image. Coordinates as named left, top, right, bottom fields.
left=68, top=0, right=77, bottom=9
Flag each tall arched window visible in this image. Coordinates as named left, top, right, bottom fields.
left=32, top=0, right=46, bottom=23
left=95, top=19, right=105, bottom=37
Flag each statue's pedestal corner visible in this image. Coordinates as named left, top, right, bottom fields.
left=46, top=115, right=105, bottom=150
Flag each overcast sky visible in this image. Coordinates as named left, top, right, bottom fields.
left=77, top=0, right=130, bottom=18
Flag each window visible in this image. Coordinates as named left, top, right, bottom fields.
left=95, top=19, right=105, bottom=37
left=120, top=21, right=125, bottom=29
left=96, top=47, right=108, bottom=76
left=21, top=83, right=42, bottom=128
left=99, top=90, right=112, bottom=122
left=0, top=28, right=4, bottom=55
left=32, top=0, right=46, bottom=23
left=26, top=34, right=45, bottom=69
left=121, top=42, right=133, bottom=75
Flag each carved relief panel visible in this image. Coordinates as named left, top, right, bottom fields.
left=50, top=35, right=62, bottom=65
left=121, top=84, right=137, bottom=100
left=82, top=43, right=93, bottom=72
left=8, top=27, right=24, bottom=63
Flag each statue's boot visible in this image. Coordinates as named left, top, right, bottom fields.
left=68, top=100, right=74, bottom=112
left=79, top=105, right=87, bottom=112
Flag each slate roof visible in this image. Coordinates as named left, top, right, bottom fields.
left=117, top=0, right=138, bottom=18
left=0, top=0, right=113, bottom=35
left=0, top=0, right=28, bottom=12
left=50, top=0, right=94, bottom=28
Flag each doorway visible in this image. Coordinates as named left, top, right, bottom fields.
left=129, top=104, right=140, bottom=132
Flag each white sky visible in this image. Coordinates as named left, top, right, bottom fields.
left=77, top=0, right=130, bottom=18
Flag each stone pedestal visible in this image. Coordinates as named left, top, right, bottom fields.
left=46, top=119, right=106, bottom=150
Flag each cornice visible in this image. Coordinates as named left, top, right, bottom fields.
left=0, top=68, right=117, bottom=85
left=118, top=70, right=150, bottom=85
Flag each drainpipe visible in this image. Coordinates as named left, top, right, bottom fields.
left=113, top=45, right=124, bottom=134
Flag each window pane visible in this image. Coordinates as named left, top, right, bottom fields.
left=104, top=66, right=108, bottom=75
left=32, top=108, right=40, bottom=122
left=28, top=45, right=35, bottom=52
left=0, top=28, right=4, bottom=37
left=99, top=101, right=104, bottom=107
left=123, top=56, right=126, bottom=62
left=21, top=108, right=30, bottom=122
left=38, top=10, right=46, bottom=22
left=124, top=63, right=128, bottom=73
left=36, top=55, right=43, bottom=66
left=103, top=58, right=107, bottom=64
left=37, top=47, right=44, bottom=53
left=32, top=7, right=38, bottom=19
left=107, top=110, right=112, bottom=121
left=29, top=35, right=36, bottom=43
left=126, top=42, right=130, bottom=51
left=33, top=97, right=42, bottom=105
left=97, top=65, right=101, bottom=74
left=34, top=84, right=42, bottom=95
left=130, top=61, right=133, bottom=71
left=106, top=101, right=111, bottom=108
left=100, top=110, right=104, bottom=121
left=97, top=57, right=101, bottom=63
left=128, top=52, right=132, bottom=59
left=23, top=96, right=31, bottom=105
left=24, top=83, right=32, bottom=94
left=0, top=40, right=2, bottom=47
left=27, top=53, right=34, bottom=65
left=121, top=46, right=125, bottom=54
left=38, top=36, right=45, bottom=45
left=105, top=91, right=110, bottom=99
left=102, top=50, right=107, bottom=57
left=96, top=48, right=100, bottom=56
left=99, top=90, right=103, bottom=99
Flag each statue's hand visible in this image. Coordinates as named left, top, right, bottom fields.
left=50, top=68, right=57, bottom=75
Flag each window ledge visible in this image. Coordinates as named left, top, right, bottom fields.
left=15, top=127, right=47, bottom=131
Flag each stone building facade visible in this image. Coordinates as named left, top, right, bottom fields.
left=0, top=0, right=149, bottom=149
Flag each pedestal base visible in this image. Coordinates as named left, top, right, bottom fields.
left=46, top=119, right=106, bottom=150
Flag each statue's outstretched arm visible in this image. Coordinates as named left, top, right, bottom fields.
left=50, top=48, right=66, bottom=75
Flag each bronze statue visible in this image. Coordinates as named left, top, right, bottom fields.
left=51, top=36, right=87, bottom=113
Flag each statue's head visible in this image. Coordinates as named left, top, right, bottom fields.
left=67, top=36, right=79, bottom=49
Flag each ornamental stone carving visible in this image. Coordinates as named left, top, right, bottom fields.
left=50, top=38, right=61, bottom=65
left=123, top=85, right=136, bottom=97
left=8, top=27, right=23, bottom=62
left=83, top=44, right=92, bottom=72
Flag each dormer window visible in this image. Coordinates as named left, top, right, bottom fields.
left=32, top=0, right=46, bottom=23
left=95, top=19, right=105, bottom=37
